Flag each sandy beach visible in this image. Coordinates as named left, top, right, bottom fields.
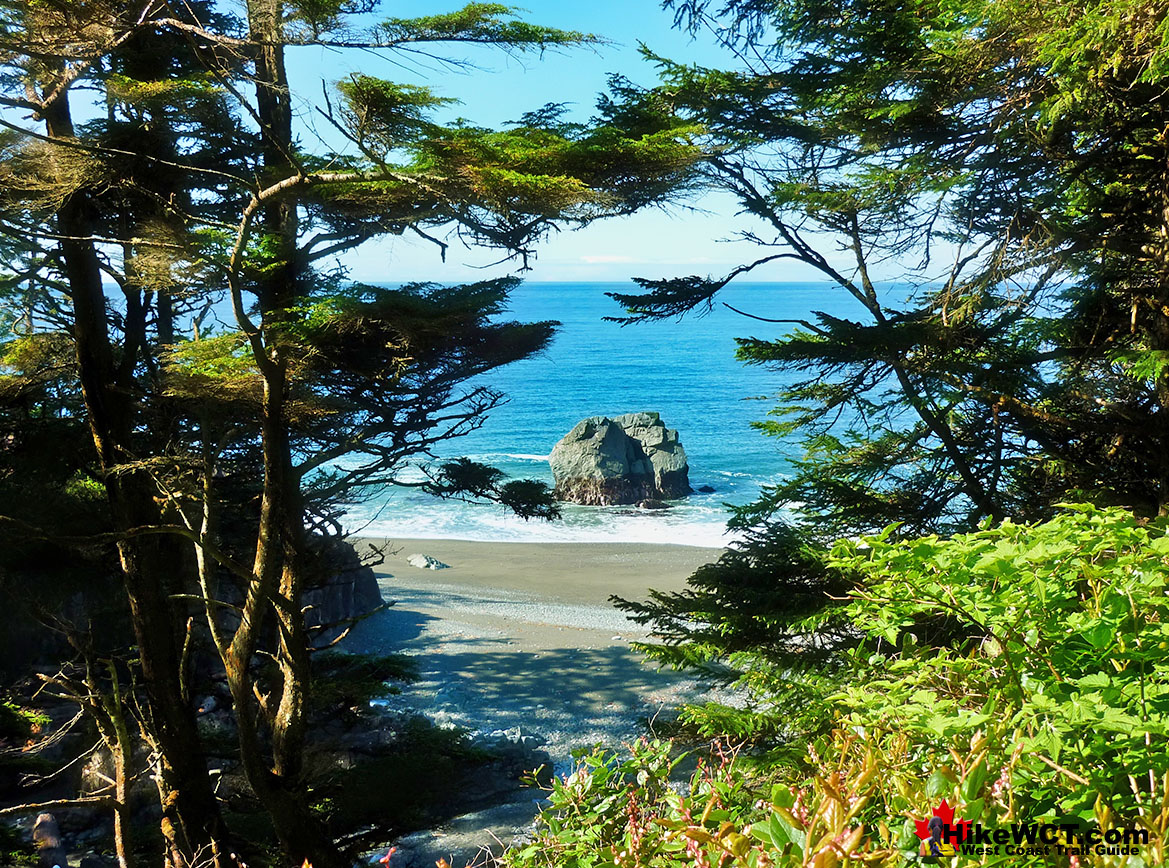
left=359, top=537, right=719, bottom=603
left=340, top=538, right=729, bottom=863
left=343, top=538, right=725, bottom=761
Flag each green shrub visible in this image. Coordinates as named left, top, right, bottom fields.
left=309, top=717, right=489, bottom=835
left=614, top=520, right=855, bottom=746
left=0, top=824, right=37, bottom=867
left=0, top=699, right=47, bottom=741
left=509, top=506, right=1169, bottom=867
left=308, top=651, right=417, bottom=714
left=505, top=739, right=770, bottom=868
left=833, top=504, right=1169, bottom=826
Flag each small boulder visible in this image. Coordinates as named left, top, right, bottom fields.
left=638, top=499, right=670, bottom=510
left=406, top=554, right=449, bottom=570
left=696, top=484, right=716, bottom=493
left=33, top=813, right=67, bottom=868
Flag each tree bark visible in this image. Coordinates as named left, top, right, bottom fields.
left=40, top=91, right=232, bottom=868
left=206, top=3, right=347, bottom=865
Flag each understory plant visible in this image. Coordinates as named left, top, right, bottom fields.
left=505, top=505, right=1169, bottom=867
left=833, top=504, right=1169, bottom=829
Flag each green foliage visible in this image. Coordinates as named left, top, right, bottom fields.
left=505, top=736, right=910, bottom=868
left=564, top=6, right=1169, bottom=865
left=378, top=4, right=594, bottom=50
left=0, top=699, right=46, bottom=740
left=336, top=76, right=453, bottom=149
left=497, top=478, right=560, bottom=521
left=0, top=0, right=704, bottom=865
left=606, top=0, right=1169, bottom=536
left=428, top=458, right=560, bottom=521
left=316, top=75, right=700, bottom=257
left=673, top=700, right=787, bottom=742
left=0, top=699, right=54, bottom=790
left=833, top=505, right=1169, bottom=823
left=103, top=71, right=223, bottom=105
left=162, top=334, right=255, bottom=380
left=615, top=519, right=854, bottom=743
left=0, top=824, right=37, bottom=867
left=288, top=0, right=375, bottom=35
left=264, top=278, right=564, bottom=521
left=519, top=507, right=1169, bottom=866
left=505, top=740, right=765, bottom=868
left=309, top=717, right=491, bottom=835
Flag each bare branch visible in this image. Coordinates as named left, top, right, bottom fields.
left=0, top=797, right=115, bottom=818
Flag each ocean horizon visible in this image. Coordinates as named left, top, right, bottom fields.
left=342, top=281, right=866, bottom=547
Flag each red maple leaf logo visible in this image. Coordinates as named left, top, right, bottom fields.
left=914, top=798, right=973, bottom=843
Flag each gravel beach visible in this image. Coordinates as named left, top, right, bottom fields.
left=341, top=538, right=730, bottom=865
left=343, top=538, right=726, bottom=766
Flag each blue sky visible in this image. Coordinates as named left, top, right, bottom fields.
left=287, top=0, right=853, bottom=284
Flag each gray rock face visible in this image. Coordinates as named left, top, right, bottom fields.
left=549, top=412, right=691, bottom=505
left=210, top=537, right=381, bottom=646
left=303, top=538, right=385, bottom=638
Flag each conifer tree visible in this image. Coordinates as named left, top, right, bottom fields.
left=0, top=2, right=697, bottom=865
left=604, top=0, right=1169, bottom=536
left=614, top=0, right=1169, bottom=737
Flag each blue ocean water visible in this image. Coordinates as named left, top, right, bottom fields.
left=343, top=282, right=864, bottom=547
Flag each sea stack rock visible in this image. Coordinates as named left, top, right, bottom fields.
left=549, top=412, right=691, bottom=505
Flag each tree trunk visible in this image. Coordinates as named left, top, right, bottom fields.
left=41, top=92, right=232, bottom=868
left=209, top=3, right=347, bottom=865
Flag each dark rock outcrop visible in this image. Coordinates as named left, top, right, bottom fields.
left=204, top=536, right=382, bottom=648
left=549, top=412, right=691, bottom=505
left=33, top=813, right=66, bottom=868
left=303, top=538, right=385, bottom=638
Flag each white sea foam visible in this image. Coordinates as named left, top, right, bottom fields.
left=349, top=502, right=739, bottom=548
left=332, top=281, right=846, bottom=549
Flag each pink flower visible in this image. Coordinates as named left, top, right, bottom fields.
left=990, top=766, right=1010, bottom=800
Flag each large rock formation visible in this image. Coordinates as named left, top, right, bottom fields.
left=549, top=412, right=691, bottom=505
left=303, top=537, right=385, bottom=636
